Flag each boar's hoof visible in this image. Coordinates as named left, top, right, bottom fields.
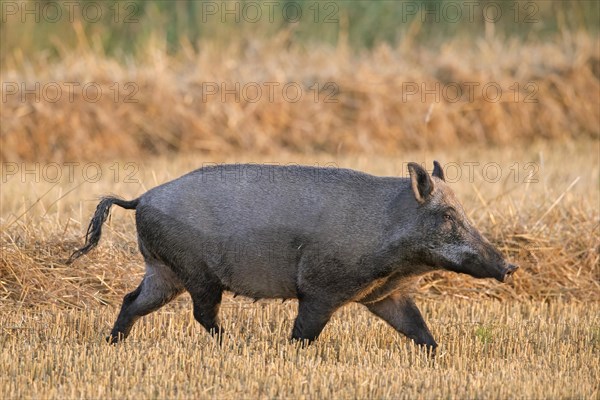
left=207, top=327, right=226, bottom=346
left=291, top=337, right=314, bottom=348
left=106, top=332, right=125, bottom=345
left=421, top=341, right=438, bottom=357
left=412, top=338, right=437, bottom=357
left=426, top=344, right=437, bottom=358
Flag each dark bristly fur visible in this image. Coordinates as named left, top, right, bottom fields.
left=68, top=162, right=517, bottom=351
left=66, top=197, right=139, bottom=264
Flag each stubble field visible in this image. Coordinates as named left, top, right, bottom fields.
left=1, top=300, right=599, bottom=399
left=1, top=140, right=599, bottom=399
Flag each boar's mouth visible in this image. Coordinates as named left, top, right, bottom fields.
left=500, top=264, right=519, bottom=282
left=476, top=262, right=519, bottom=283
left=443, top=258, right=518, bottom=283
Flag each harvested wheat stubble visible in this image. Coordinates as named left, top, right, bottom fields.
left=0, top=300, right=598, bottom=399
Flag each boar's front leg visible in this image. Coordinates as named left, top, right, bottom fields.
left=291, top=296, right=339, bottom=345
left=366, top=292, right=437, bottom=353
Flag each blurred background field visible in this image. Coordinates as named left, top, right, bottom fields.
left=1, top=0, right=599, bottom=161
left=3, top=1, right=598, bottom=58
left=0, top=1, right=599, bottom=398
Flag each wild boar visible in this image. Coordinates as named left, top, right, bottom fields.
left=68, top=161, right=517, bottom=351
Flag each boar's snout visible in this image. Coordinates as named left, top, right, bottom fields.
left=500, top=263, right=519, bottom=282
left=451, top=231, right=518, bottom=283
left=480, top=247, right=519, bottom=283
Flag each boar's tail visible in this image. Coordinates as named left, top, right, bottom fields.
left=66, top=196, right=139, bottom=264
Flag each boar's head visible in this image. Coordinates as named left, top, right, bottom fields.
left=404, top=161, right=518, bottom=282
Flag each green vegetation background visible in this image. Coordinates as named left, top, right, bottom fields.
left=2, top=0, right=598, bottom=65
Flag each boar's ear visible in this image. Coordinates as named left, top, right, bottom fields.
left=432, top=160, right=445, bottom=181
left=408, top=162, right=434, bottom=203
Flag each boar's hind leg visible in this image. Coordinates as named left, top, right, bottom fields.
left=291, top=297, right=338, bottom=345
left=108, top=260, right=184, bottom=343
left=366, top=293, right=437, bottom=353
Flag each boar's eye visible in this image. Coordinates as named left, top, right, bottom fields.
left=443, top=213, right=454, bottom=222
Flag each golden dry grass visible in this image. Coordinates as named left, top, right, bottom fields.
left=1, top=299, right=599, bottom=399
left=1, top=32, right=598, bottom=162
